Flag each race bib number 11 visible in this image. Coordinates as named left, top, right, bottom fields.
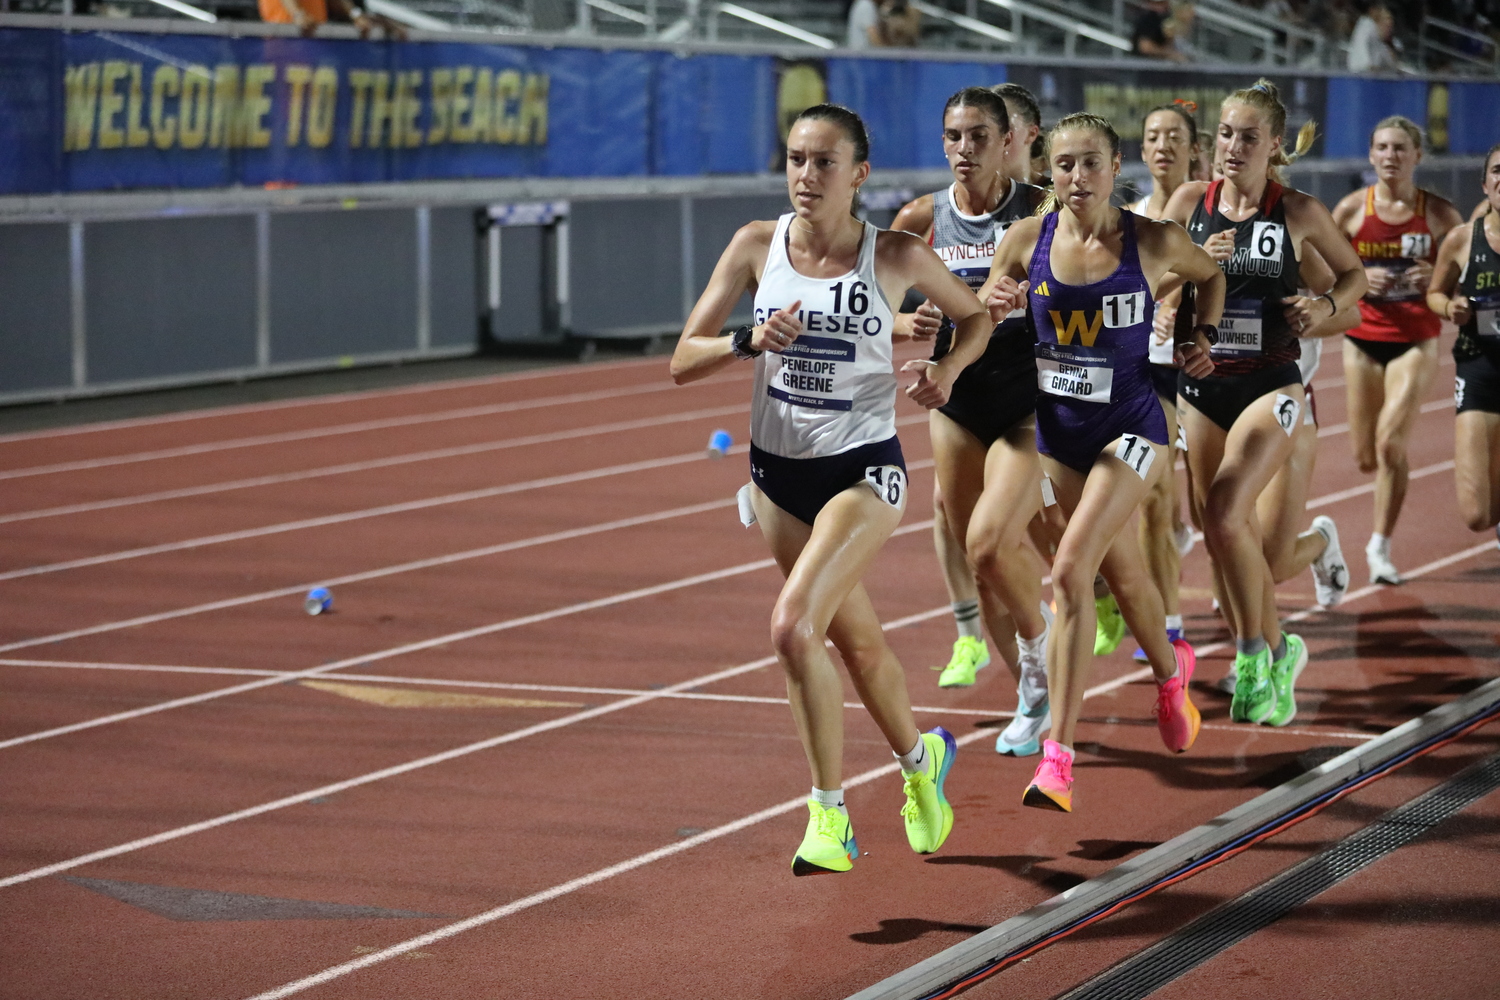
left=1114, top=435, right=1156, bottom=480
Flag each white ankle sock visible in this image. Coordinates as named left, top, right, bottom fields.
left=1017, top=626, right=1047, bottom=659
left=811, top=787, right=846, bottom=813
left=952, top=600, right=983, bottom=640
left=895, top=736, right=929, bottom=775
left=1165, top=614, right=1183, bottom=632
left=1368, top=533, right=1389, bottom=555
left=1052, top=742, right=1075, bottom=762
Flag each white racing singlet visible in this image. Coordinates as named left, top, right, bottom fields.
left=751, top=214, right=897, bottom=459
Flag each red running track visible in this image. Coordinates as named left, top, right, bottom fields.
left=0, top=339, right=1495, bottom=1000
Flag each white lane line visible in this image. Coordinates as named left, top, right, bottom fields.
left=0, top=356, right=673, bottom=446
left=0, top=450, right=723, bottom=584
left=0, top=517, right=939, bottom=747
left=1307, top=460, right=1454, bottom=510
left=1199, top=722, right=1374, bottom=740
left=0, top=403, right=749, bottom=526
left=0, top=377, right=727, bottom=481
left=1314, top=395, right=1453, bottom=438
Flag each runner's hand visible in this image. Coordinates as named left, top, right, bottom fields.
left=1176, top=338, right=1214, bottom=379
left=1152, top=304, right=1176, bottom=346
left=1203, top=230, right=1235, bottom=262
left=986, top=278, right=1029, bottom=324
left=1447, top=295, right=1472, bottom=326
left=1281, top=294, right=1326, bottom=336
left=902, top=359, right=952, bottom=409
left=1364, top=265, right=1394, bottom=296
left=910, top=301, right=944, bottom=341
left=754, top=300, right=802, bottom=353
left=1405, top=259, right=1434, bottom=292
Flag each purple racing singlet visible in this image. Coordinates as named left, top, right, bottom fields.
left=1026, top=210, right=1168, bottom=474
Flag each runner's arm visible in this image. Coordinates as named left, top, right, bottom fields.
left=669, top=223, right=769, bottom=384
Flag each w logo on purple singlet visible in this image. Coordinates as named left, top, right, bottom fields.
left=1049, top=311, right=1103, bottom=347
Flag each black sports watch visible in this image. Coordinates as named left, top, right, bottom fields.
left=730, top=324, right=761, bottom=360
left=1191, top=323, right=1218, bottom=346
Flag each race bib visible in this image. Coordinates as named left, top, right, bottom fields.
left=1400, top=232, right=1432, bottom=259
left=1250, top=222, right=1284, bottom=263
left=1114, top=434, right=1156, bottom=480
left=767, top=335, right=855, bottom=411
left=1369, top=263, right=1420, bottom=302
left=1456, top=375, right=1467, bottom=409
left=1476, top=296, right=1500, bottom=339
left=1273, top=392, right=1301, bottom=436
left=1037, top=343, right=1114, bottom=403
left=1213, top=298, right=1264, bottom=357
left=864, top=465, right=907, bottom=509
left=736, top=482, right=758, bottom=528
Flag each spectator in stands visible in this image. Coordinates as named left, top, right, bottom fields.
left=1348, top=2, right=1400, bottom=70
left=1133, top=0, right=1190, bottom=60
left=1165, top=1, right=1198, bottom=60
left=846, top=0, right=880, bottom=48
left=260, top=0, right=402, bottom=38
left=874, top=0, right=922, bottom=47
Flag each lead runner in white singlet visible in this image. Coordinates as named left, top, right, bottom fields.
left=670, top=105, right=992, bottom=876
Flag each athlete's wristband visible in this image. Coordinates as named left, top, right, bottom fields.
left=1320, top=292, right=1337, bottom=318
left=730, top=324, right=761, bottom=360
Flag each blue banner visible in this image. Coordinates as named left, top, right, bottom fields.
left=1, top=25, right=1495, bottom=195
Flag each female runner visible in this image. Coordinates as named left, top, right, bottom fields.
left=1130, top=100, right=1203, bottom=663
left=670, top=105, right=992, bottom=875
left=890, top=88, right=1054, bottom=757
left=980, top=112, right=1223, bottom=812
left=1427, top=143, right=1500, bottom=539
left=1162, top=80, right=1366, bottom=728
left=1331, top=117, right=1464, bottom=584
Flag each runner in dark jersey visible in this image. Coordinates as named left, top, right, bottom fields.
left=980, top=112, right=1222, bottom=813
left=1162, top=79, right=1367, bottom=730
left=1427, top=143, right=1500, bottom=539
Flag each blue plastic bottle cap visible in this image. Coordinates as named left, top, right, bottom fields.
left=708, top=429, right=733, bottom=457
left=304, top=587, right=333, bottom=615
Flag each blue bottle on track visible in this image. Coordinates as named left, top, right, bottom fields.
left=304, top=587, right=332, bottom=615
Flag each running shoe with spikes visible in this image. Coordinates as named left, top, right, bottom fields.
left=1264, top=634, right=1309, bottom=727
left=900, top=728, right=957, bottom=854
left=1365, top=537, right=1402, bottom=586
left=1230, top=647, right=1274, bottom=724
left=937, top=635, right=990, bottom=688
left=1154, top=639, right=1201, bottom=753
left=791, top=801, right=857, bottom=876
left=997, top=604, right=1053, bottom=757
left=1023, top=739, right=1074, bottom=812
left=1094, top=594, right=1127, bottom=656
left=1310, top=515, right=1350, bottom=607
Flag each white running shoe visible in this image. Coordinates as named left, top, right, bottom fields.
left=1365, top=537, right=1402, bottom=586
left=1174, top=523, right=1196, bottom=557
left=1215, top=668, right=1238, bottom=695
left=998, top=603, right=1053, bottom=757
left=1310, top=516, right=1350, bottom=607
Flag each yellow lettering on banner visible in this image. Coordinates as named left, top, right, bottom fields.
left=396, top=70, right=423, bottom=148
left=283, top=64, right=312, bottom=147
left=451, top=66, right=474, bottom=142
left=209, top=64, right=242, bottom=148
left=492, top=69, right=520, bottom=144
left=97, top=61, right=129, bottom=149
left=63, top=63, right=101, bottom=152
left=149, top=65, right=180, bottom=150
left=241, top=64, right=275, bottom=148
left=366, top=70, right=393, bottom=147
left=519, top=73, right=548, bottom=145
left=1050, top=310, right=1103, bottom=348
left=347, top=69, right=373, bottom=148
left=179, top=65, right=211, bottom=149
left=307, top=66, right=337, bottom=148
left=426, top=68, right=452, bottom=144
left=125, top=63, right=151, bottom=148
left=469, top=68, right=493, bottom=144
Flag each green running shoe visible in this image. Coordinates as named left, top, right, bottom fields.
left=791, top=801, right=857, bottom=876
left=901, top=728, right=957, bottom=854
left=1230, top=648, right=1273, bottom=723
left=1265, top=634, right=1309, bottom=727
left=937, top=635, right=990, bottom=688
left=1093, top=594, right=1127, bottom=656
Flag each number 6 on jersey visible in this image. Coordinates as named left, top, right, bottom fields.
left=1113, top=435, right=1156, bottom=481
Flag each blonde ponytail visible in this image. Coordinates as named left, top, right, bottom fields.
left=1224, top=78, right=1317, bottom=185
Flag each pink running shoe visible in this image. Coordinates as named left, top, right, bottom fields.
left=1022, top=739, right=1074, bottom=812
left=1155, top=638, right=1201, bottom=753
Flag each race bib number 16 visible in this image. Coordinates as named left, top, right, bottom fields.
left=865, top=465, right=907, bottom=510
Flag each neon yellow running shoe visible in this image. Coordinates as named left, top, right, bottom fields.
left=937, top=636, right=990, bottom=688
left=791, top=801, right=857, bottom=876
left=900, top=728, right=957, bottom=854
left=1093, top=594, right=1127, bottom=656
left=1265, top=634, right=1308, bottom=727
